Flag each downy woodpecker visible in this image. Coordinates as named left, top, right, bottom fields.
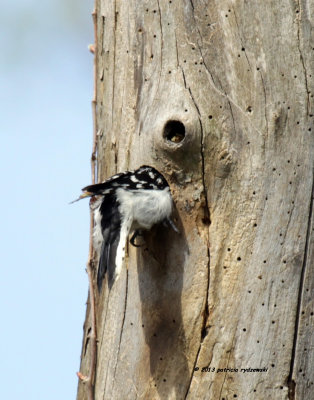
left=72, top=166, right=178, bottom=290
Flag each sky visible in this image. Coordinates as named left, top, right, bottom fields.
left=0, top=1, right=95, bottom=398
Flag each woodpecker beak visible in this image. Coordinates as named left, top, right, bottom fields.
left=69, top=191, right=93, bottom=204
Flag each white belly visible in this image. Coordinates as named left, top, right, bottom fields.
left=117, top=187, right=173, bottom=230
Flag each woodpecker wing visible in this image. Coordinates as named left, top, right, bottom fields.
left=82, top=165, right=169, bottom=195
left=82, top=170, right=136, bottom=195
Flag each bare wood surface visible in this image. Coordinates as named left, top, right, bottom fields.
left=77, top=1, right=313, bottom=399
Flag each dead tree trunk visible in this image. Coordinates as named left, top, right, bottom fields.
left=77, top=1, right=313, bottom=399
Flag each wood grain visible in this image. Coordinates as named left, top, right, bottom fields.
left=77, top=1, right=313, bottom=399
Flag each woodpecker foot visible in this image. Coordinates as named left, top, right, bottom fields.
left=130, top=230, right=144, bottom=247
left=164, top=217, right=180, bottom=233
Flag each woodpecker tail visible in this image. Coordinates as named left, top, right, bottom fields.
left=97, top=228, right=120, bottom=290
left=96, top=195, right=123, bottom=290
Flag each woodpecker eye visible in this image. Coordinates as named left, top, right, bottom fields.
left=163, top=120, right=185, bottom=144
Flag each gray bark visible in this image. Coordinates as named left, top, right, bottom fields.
left=77, top=1, right=314, bottom=399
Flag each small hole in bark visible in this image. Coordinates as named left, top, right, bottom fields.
left=246, top=106, right=252, bottom=113
left=163, top=120, right=185, bottom=143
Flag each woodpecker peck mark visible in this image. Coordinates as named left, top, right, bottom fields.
left=71, top=166, right=178, bottom=290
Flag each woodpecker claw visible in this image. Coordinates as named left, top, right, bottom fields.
left=166, top=218, right=180, bottom=233
left=130, top=230, right=144, bottom=247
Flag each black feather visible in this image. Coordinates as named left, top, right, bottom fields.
left=82, top=165, right=169, bottom=194
left=96, top=193, right=122, bottom=291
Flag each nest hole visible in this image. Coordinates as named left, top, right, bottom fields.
left=163, top=120, right=185, bottom=144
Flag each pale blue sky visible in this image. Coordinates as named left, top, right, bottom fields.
left=1, top=1, right=94, bottom=398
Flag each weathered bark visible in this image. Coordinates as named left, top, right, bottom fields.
left=77, top=1, right=313, bottom=399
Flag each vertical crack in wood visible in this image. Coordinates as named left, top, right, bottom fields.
left=296, top=0, right=310, bottom=114
left=259, top=71, right=269, bottom=139
left=182, top=87, right=211, bottom=398
left=287, top=168, right=314, bottom=399
left=156, top=0, right=164, bottom=72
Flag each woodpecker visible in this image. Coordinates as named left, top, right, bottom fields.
left=72, top=166, right=178, bottom=290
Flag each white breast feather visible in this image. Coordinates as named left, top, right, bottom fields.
left=117, top=187, right=172, bottom=230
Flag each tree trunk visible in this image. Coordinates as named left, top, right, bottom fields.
left=77, top=1, right=313, bottom=399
